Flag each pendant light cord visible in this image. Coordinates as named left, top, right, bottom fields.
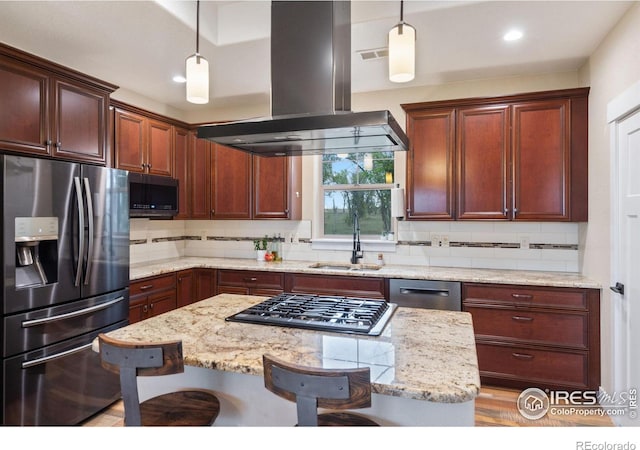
left=400, top=0, right=404, bottom=23
left=196, top=0, right=200, bottom=55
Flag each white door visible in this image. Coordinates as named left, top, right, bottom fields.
left=611, top=107, right=640, bottom=426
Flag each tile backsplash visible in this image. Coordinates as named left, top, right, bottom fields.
left=130, top=219, right=580, bottom=273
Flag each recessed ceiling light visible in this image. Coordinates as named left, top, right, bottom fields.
left=173, top=75, right=187, bottom=83
left=503, top=29, right=523, bottom=42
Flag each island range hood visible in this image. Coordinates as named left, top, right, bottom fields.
left=197, top=1, right=409, bottom=157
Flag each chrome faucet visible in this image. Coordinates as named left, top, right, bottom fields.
left=351, top=211, right=363, bottom=264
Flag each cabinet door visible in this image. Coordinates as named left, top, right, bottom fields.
left=253, top=155, right=290, bottom=219
left=457, top=105, right=510, bottom=220
left=174, top=127, right=190, bottom=219
left=148, top=289, right=177, bottom=317
left=512, top=99, right=570, bottom=220
left=406, top=108, right=455, bottom=220
left=128, top=295, right=148, bottom=325
left=147, top=119, right=173, bottom=176
left=51, top=78, right=108, bottom=164
left=211, top=144, right=251, bottom=219
left=114, top=109, right=146, bottom=173
left=191, top=135, right=212, bottom=219
left=0, top=57, right=50, bottom=155
left=176, top=269, right=195, bottom=308
left=195, top=269, right=216, bottom=301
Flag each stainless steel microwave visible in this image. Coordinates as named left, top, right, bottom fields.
left=129, top=173, right=178, bottom=218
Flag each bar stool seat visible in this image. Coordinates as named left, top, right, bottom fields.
left=98, top=333, right=220, bottom=426
left=262, top=354, right=380, bottom=426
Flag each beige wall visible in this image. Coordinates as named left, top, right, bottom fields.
left=577, top=2, right=640, bottom=392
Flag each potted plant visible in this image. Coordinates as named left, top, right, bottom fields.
left=254, top=236, right=268, bottom=261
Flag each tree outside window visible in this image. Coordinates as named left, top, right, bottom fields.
left=322, top=151, right=394, bottom=237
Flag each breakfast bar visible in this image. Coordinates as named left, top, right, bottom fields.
left=99, top=293, right=481, bottom=426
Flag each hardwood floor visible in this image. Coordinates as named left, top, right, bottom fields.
left=81, top=386, right=614, bottom=427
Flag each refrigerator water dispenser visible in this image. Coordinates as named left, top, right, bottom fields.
left=15, top=217, right=58, bottom=288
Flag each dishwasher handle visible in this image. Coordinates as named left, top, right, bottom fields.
left=399, top=287, right=451, bottom=297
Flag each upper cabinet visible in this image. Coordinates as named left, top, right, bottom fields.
left=208, top=143, right=302, bottom=220
left=402, top=88, right=589, bottom=222
left=113, top=106, right=173, bottom=177
left=0, top=43, right=116, bottom=164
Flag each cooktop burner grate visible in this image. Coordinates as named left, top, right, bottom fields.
left=225, top=293, right=396, bottom=336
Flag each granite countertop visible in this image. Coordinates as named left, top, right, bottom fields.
left=130, top=256, right=601, bottom=289
left=101, top=293, right=481, bottom=404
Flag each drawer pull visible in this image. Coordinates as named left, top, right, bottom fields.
left=511, top=293, right=533, bottom=300
left=139, top=284, right=154, bottom=291
left=511, top=315, right=534, bottom=322
left=244, top=277, right=258, bottom=282
left=512, top=352, right=534, bottom=360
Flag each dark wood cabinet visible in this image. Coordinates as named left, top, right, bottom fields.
left=176, top=269, right=195, bottom=308
left=129, top=273, right=177, bottom=324
left=217, top=269, right=285, bottom=296
left=211, top=144, right=252, bottom=219
left=190, top=135, right=212, bottom=219
left=284, top=273, right=387, bottom=300
left=405, top=108, right=455, bottom=220
left=462, top=282, right=600, bottom=391
left=457, top=105, right=511, bottom=220
left=114, top=107, right=173, bottom=176
left=208, top=143, right=302, bottom=220
left=253, top=155, right=301, bottom=219
left=195, top=268, right=217, bottom=300
left=512, top=99, right=571, bottom=220
left=0, top=43, right=115, bottom=164
left=173, top=127, right=190, bottom=219
left=402, top=88, right=589, bottom=222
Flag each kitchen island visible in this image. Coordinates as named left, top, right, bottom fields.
left=100, top=293, right=480, bottom=426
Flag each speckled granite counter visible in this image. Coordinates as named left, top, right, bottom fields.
left=130, top=256, right=601, bottom=289
left=103, top=293, right=480, bottom=405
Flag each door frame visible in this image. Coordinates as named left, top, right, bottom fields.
left=607, top=79, right=640, bottom=426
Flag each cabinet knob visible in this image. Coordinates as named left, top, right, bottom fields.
left=504, top=208, right=509, bottom=214
left=513, top=208, right=519, bottom=215
left=45, top=140, right=52, bottom=146
left=143, top=305, right=148, bottom=313
left=211, top=209, right=215, bottom=215
left=55, top=142, right=61, bottom=148
left=147, top=163, right=152, bottom=169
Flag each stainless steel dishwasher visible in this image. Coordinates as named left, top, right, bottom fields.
left=389, top=279, right=462, bottom=311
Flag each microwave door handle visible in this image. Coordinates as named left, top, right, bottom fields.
left=73, top=177, right=85, bottom=287
left=83, top=177, right=94, bottom=285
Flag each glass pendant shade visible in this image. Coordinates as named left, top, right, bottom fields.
left=388, top=22, right=416, bottom=83
left=186, top=53, right=209, bottom=104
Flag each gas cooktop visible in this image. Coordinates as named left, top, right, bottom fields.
left=225, top=293, right=397, bottom=336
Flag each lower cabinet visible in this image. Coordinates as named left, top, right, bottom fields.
left=177, top=268, right=217, bottom=307
left=284, top=273, right=387, bottom=300
left=129, top=273, right=177, bottom=324
left=217, top=269, right=285, bottom=296
left=462, top=282, right=600, bottom=391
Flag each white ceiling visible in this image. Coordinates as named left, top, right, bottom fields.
left=0, top=1, right=634, bottom=119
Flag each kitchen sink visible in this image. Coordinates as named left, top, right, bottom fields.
left=307, top=262, right=381, bottom=271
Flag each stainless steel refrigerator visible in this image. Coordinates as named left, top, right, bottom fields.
left=1, top=154, right=130, bottom=425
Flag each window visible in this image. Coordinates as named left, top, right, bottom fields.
left=321, top=152, right=395, bottom=238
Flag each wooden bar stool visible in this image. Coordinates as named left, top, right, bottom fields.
left=262, top=354, right=380, bottom=426
left=98, top=334, right=221, bottom=426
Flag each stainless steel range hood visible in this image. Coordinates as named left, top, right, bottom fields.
left=197, top=1, right=409, bottom=157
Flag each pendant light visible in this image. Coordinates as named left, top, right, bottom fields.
left=388, top=0, right=416, bottom=83
left=186, top=0, right=209, bottom=104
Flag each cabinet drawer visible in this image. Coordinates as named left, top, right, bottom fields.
left=285, top=273, right=386, bottom=299
left=130, top=273, right=176, bottom=296
left=476, top=342, right=588, bottom=388
left=218, top=270, right=285, bottom=289
left=463, top=283, right=587, bottom=309
left=465, top=306, right=588, bottom=348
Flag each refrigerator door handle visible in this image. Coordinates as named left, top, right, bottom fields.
left=83, top=177, right=94, bottom=285
left=73, top=177, right=85, bottom=287
left=21, top=296, right=126, bottom=328
left=21, top=342, right=93, bottom=369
